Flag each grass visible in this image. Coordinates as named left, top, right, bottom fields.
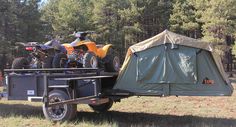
left=0, top=80, right=236, bottom=127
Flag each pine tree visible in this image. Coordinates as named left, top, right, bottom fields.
left=170, top=0, right=200, bottom=38
left=0, top=0, right=44, bottom=51
left=196, top=0, right=236, bottom=44
left=117, top=0, right=144, bottom=48
left=41, top=0, right=94, bottom=37
left=140, top=0, right=173, bottom=38
left=92, top=0, right=144, bottom=55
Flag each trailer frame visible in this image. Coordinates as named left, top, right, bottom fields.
left=3, top=68, right=120, bottom=121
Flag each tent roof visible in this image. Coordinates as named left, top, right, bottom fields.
left=129, top=30, right=213, bottom=53
left=120, top=30, right=230, bottom=85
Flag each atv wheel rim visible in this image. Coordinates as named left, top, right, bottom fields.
left=113, top=56, right=120, bottom=71
left=48, top=97, right=67, bottom=120
left=90, top=56, right=98, bottom=68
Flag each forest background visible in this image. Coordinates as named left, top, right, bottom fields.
left=0, top=0, right=236, bottom=64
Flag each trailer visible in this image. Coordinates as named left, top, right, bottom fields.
left=2, top=66, right=234, bottom=121
left=3, top=68, right=122, bottom=121
left=2, top=30, right=234, bottom=122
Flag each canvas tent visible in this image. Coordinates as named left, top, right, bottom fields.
left=113, top=30, right=233, bottom=96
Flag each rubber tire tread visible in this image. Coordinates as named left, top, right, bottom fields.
left=104, top=48, right=120, bottom=72
left=11, top=57, right=29, bottom=69
left=83, top=52, right=97, bottom=68
left=88, top=99, right=113, bottom=113
left=42, top=90, right=77, bottom=121
left=42, top=56, right=53, bottom=68
left=52, top=53, right=68, bottom=68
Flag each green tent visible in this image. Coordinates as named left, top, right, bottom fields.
left=113, top=30, right=233, bottom=96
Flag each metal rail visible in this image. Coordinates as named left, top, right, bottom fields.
left=54, top=75, right=114, bottom=81
left=48, top=96, right=97, bottom=107
left=4, top=68, right=99, bottom=72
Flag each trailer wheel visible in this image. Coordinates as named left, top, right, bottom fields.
left=89, top=98, right=113, bottom=113
left=42, top=90, right=76, bottom=121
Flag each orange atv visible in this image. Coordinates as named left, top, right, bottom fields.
left=55, top=31, right=120, bottom=72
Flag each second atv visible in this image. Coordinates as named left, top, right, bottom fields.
left=56, top=31, right=120, bottom=72
left=12, top=40, right=66, bottom=69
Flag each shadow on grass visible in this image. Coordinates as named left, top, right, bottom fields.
left=0, top=103, right=43, bottom=118
left=75, top=111, right=236, bottom=127
left=0, top=103, right=235, bottom=127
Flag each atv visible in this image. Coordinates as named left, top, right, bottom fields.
left=56, top=31, right=120, bottom=72
left=12, top=40, right=66, bottom=69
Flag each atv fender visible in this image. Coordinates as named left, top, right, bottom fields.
left=82, top=42, right=97, bottom=54
left=62, top=43, right=74, bottom=55
left=98, top=44, right=113, bottom=59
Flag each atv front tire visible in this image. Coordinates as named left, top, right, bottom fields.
left=11, top=57, right=29, bottom=69
left=83, top=52, right=98, bottom=68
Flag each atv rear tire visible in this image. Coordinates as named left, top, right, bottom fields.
left=52, top=53, right=68, bottom=68
left=11, top=57, right=29, bottom=69
left=42, top=56, right=53, bottom=68
left=105, top=48, right=120, bottom=72
left=83, top=52, right=98, bottom=68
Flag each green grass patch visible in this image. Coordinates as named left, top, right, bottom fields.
left=0, top=80, right=236, bottom=126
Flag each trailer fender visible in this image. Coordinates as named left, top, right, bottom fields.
left=49, top=87, right=73, bottom=99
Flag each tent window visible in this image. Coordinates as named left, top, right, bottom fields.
left=137, top=45, right=198, bottom=84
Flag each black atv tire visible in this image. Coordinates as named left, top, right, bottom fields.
left=52, top=53, right=68, bottom=68
left=83, top=52, right=98, bottom=68
left=104, top=48, right=120, bottom=72
left=11, top=57, right=29, bottom=69
left=42, top=56, right=54, bottom=68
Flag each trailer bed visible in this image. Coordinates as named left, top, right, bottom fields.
left=4, top=68, right=118, bottom=101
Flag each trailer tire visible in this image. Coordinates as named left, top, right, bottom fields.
left=11, top=57, right=29, bottom=69
left=42, top=90, right=76, bottom=121
left=89, top=98, right=113, bottom=113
